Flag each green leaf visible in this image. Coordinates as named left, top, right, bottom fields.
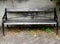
left=45, top=28, right=52, bottom=33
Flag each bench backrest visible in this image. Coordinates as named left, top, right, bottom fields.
left=5, top=8, right=54, bottom=13
left=5, top=8, right=57, bottom=19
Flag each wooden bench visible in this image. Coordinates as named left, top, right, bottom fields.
left=2, top=8, right=58, bottom=36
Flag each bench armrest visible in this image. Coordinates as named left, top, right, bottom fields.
left=2, top=8, right=7, bottom=22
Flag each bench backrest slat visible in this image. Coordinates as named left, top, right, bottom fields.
left=6, top=8, right=54, bottom=13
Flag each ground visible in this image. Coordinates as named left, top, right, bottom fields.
left=0, top=25, right=60, bottom=44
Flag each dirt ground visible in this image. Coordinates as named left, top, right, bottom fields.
left=0, top=25, right=60, bottom=44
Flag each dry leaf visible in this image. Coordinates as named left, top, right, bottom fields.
left=34, top=33, right=37, bottom=37
left=56, top=36, right=60, bottom=39
left=15, top=32, right=18, bottom=35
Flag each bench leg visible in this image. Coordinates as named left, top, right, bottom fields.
left=2, top=22, right=5, bottom=36
left=54, top=24, right=55, bottom=27
left=7, top=25, right=9, bottom=28
left=56, top=22, right=58, bottom=35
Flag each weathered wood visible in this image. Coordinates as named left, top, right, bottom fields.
left=4, top=19, right=56, bottom=25
left=7, top=8, right=54, bottom=13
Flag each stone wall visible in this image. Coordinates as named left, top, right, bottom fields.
left=0, top=0, right=60, bottom=26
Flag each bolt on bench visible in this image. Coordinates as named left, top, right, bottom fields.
left=2, top=8, right=58, bottom=36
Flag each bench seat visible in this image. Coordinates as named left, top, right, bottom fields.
left=4, top=19, right=56, bottom=25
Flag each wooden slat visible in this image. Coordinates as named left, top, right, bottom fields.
left=4, top=22, right=56, bottom=25
left=7, top=8, right=53, bottom=13
left=4, top=19, right=57, bottom=25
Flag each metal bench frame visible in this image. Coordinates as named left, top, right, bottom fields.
left=2, top=8, right=58, bottom=36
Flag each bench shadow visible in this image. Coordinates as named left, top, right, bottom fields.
left=6, top=25, right=55, bottom=33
